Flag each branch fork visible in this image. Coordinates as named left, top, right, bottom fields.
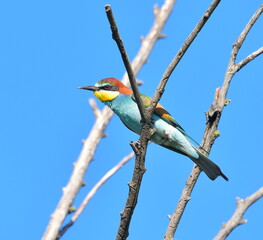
left=165, top=3, right=263, bottom=240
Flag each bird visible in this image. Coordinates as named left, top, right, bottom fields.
left=79, top=78, right=228, bottom=181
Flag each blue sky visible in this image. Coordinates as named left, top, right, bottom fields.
left=1, top=0, right=263, bottom=239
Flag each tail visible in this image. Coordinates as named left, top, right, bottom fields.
left=190, top=149, right=228, bottom=181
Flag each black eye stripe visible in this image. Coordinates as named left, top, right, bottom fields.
left=99, top=85, right=119, bottom=91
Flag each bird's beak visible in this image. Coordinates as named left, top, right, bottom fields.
left=78, top=86, right=99, bottom=92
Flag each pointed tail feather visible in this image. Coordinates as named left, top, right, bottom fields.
left=190, top=149, right=228, bottom=181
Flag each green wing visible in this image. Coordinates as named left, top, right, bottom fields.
left=131, top=94, right=185, bottom=133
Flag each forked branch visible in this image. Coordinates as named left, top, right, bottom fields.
left=164, top=4, right=263, bottom=240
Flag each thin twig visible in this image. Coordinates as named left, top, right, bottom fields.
left=74, top=152, right=134, bottom=223
left=236, top=47, right=263, bottom=72
left=164, top=4, right=263, bottom=240
left=58, top=152, right=135, bottom=239
left=213, top=187, right=263, bottom=240
left=41, top=1, right=176, bottom=239
left=230, top=4, right=263, bottom=66
left=150, top=0, right=222, bottom=114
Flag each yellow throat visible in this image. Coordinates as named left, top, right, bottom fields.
left=94, top=90, right=120, bottom=102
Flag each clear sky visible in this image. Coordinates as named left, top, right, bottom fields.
left=1, top=0, right=263, bottom=239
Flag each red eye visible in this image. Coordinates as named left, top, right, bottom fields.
left=103, top=85, right=111, bottom=90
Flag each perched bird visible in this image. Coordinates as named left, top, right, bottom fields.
left=79, top=78, right=228, bottom=181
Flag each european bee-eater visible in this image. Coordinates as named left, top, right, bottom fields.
left=79, top=78, right=228, bottom=181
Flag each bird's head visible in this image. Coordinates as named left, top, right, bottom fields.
left=78, top=78, right=132, bottom=102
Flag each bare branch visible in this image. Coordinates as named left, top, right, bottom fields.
left=105, top=5, right=147, bottom=123
left=105, top=1, right=178, bottom=240
left=57, top=152, right=135, bottom=239
left=236, top=47, right=263, bottom=72
left=75, top=152, right=134, bottom=223
left=165, top=165, right=201, bottom=240
left=41, top=1, right=176, bottom=239
left=164, top=4, right=263, bottom=240
left=116, top=137, right=148, bottom=240
left=151, top=0, right=222, bottom=113
left=104, top=8, right=155, bottom=240
left=213, top=187, right=263, bottom=240
left=230, top=4, right=263, bottom=65
left=42, top=109, right=111, bottom=240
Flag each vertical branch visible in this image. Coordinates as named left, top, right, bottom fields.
left=105, top=1, right=177, bottom=240
left=149, top=0, right=222, bottom=112
left=164, top=4, right=263, bottom=240
left=104, top=7, right=150, bottom=240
